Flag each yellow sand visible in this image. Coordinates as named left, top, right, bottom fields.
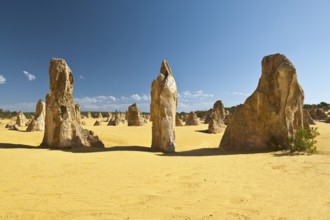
left=0, top=119, right=329, bottom=220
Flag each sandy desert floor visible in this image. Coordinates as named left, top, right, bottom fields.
left=0, top=118, right=329, bottom=220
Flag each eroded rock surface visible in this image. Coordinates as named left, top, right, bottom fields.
left=42, top=58, right=104, bottom=148
left=26, top=99, right=46, bottom=131
left=208, top=100, right=226, bottom=133
left=185, top=112, right=199, bottom=126
left=220, top=54, right=305, bottom=151
left=151, top=60, right=178, bottom=152
left=127, top=103, right=144, bottom=126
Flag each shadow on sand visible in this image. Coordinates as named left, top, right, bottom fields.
left=0, top=143, right=281, bottom=157
left=0, top=143, right=150, bottom=154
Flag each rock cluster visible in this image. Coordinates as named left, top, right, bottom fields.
left=151, top=60, right=178, bottom=152
left=108, top=112, right=126, bottom=126
left=42, top=58, right=104, bottom=148
left=26, top=99, right=46, bottom=132
left=185, top=112, right=199, bottom=126
left=220, top=54, right=305, bottom=151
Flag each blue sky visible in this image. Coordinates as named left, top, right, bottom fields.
left=0, top=0, right=329, bottom=112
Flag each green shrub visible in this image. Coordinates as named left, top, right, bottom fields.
left=288, top=127, right=319, bottom=154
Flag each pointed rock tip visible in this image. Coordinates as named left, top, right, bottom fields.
left=160, top=60, right=173, bottom=76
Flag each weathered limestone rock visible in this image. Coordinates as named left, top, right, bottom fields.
left=42, top=58, right=104, bottom=148
left=220, top=54, right=304, bottom=151
left=6, top=124, right=19, bottom=130
left=151, top=60, right=178, bottom=152
left=127, top=103, right=144, bottom=126
left=94, top=120, right=102, bottom=126
left=97, top=112, right=103, bottom=120
left=208, top=100, right=226, bottom=133
left=107, top=112, right=125, bottom=126
left=75, top=104, right=82, bottom=125
left=176, top=114, right=183, bottom=126
left=106, top=112, right=112, bottom=122
left=26, top=99, right=46, bottom=132
left=87, top=112, right=92, bottom=119
left=204, top=109, right=213, bottom=124
left=303, top=109, right=315, bottom=128
left=310, top=108, right=327, bottom=120
left=16, top=112, right=26, bottom=127
left=185, top=112, right=199, bottom=126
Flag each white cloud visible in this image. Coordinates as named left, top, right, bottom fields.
left=22, top=71, right=36, bottom=81
left=109, top=96, right=116, bottom=101
left=180, top=90, right=214, bottom=98
left=225, top=92, right=250, bottom=96
left=0, top=75, right=6, bottom=84
left=79, top=74, right=85, bottom=80
left=74, top=93, right=151, bottom=112
left=0, top=102, right=36, bottom=112
left=131, top=94, right=142, bottom=101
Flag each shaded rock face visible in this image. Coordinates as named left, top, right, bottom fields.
left=26, top=99, right=46, bottom=132
left=16, top=112, right=26, bottom=127
left=309, top=108, right=327, bottom=120
left=185, top=112, right=199, bottom=126
left=220, top=54, right=304, bottom=151
left=204, top=109, right=213, bottom=124
left=303, top=109, right=316, bottom=128
left=208, top=100, right=226, bottom=134
left=127, top=103, right=144, bottom=126
left=151, top=60, right=178, bottom=152
left=94, top=120, right=102, bottom=126
left=42, top=58, right=104, bottom=148
left=75, top=104, right=82, bottom=125
left=176, top=114, right=183, bottom=126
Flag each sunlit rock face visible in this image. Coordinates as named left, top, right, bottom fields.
left=185, top=111, right=199, bottom=126
left=208, top=100, right=226, bottom=134
left=151, top=60, right=178, bottom=153
left=42, top=58, right=104, bottom=148
left=127, top=103, right=144, bottom=126
left=220, top=54, right=305, bottom=151
left=26, top=99, right=45, bottom=132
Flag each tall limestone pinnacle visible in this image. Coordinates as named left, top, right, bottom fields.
left=151, top=60, right=178, bottom=153
left=42, top=58, right=104, bottom=148
left=220, top=53, right=305, bottom=151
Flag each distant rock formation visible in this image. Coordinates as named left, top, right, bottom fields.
left=151, top=60, right=178, bottom=152
left=127, top=103, right=144, bottom=126
left=204, top=109, right=213, bottom=124
left=16, top=112, right=26, bottom=127
left=93, top=120, right=102, bottom=126
left=26, top=99, right=46, bottom=132
left=303, top=109, right=316, bottom=128
left=97, top=112, right=103, bottom=120
left=87, top=112, right=92, bottom=119
left=42, top=58, right=104, bottom=148
left=208, top=100, right=226, bottom=133
left=185, top=112, right=199, bottom=126
left=220, top=54, right=305, bottom=151
left=176, top=114, right=183, bottom=126
left=107, top=112, right=126, bottom=126
left=309, top=108, right=327, bottom=120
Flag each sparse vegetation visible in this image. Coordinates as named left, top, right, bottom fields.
left=288, top=127, right=320, bottom=154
